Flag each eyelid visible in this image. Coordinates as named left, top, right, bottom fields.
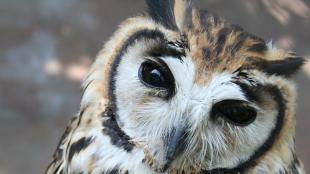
left=144, top=57, right=171, bottom=73
left=216, top=99, right=261, bottom=111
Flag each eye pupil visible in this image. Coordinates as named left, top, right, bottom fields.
left=139, top=60, right=172, bottom=89
left=149, top=69, right=164, bottom=86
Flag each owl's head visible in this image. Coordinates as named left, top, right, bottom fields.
left=82, top=0, right=304, bottom=172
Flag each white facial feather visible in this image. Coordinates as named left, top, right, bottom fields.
left=112, top=41, right=279, bottom=171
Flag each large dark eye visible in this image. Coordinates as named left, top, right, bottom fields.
left=138, top=60, right=174, bottom=90
left=211, top=100, right=257, bottom=126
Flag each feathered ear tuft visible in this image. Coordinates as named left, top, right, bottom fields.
left=257, top=57, right=305, bottom=77
left=145, top=0, right=178, bottom=30
left=174, top=0, right=192, bottom=29
left=145, top=0, right=191, bottom=30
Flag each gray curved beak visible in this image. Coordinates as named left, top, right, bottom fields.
left=164, top=125, right=188, bottom=170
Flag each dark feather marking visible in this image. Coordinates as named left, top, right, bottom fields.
left=231, top=24, right=244, bottom=33
left=197, top=11, right=225, bottom=45
left=102, top=108, right=134, bottom=152
left=76, top=106, right=86, bottom=126
left=230, top=31, right=265, bottom=56
left=198, top=10, right=212, bottom=40
left=50, top=164, right=62, bottom=174
left=230, top=32, right=249, bottom=55
left=109, top=29, right=166, bottom=116
left=68, top=137, right=93, bottom=162
left=50, top=116, right=78, bottom=163
left=283, top=154, right=302, bottom=174
left=203, top=47, right=211, bottom=60
left=254, top=57, right=304, bottom=77
left=198, top=10, right=209, bottom=31
left=147, top=42, right=185, bottom=60
left=82, top=79, right=95, bottom=96
left=206, top=12, right=220, bottom=27
left=104, top=167, right=120, bottom=174
left=249, top=34, right=265, bottom=43
left=203, top=84, right=286, bottom=173
left=145, top=0, right=178, bottom=30
left=234, top=81, right=264, bottom=103
left=247, top=42, right=267, bottom=53
left=215, top=27, right=232, bottom=56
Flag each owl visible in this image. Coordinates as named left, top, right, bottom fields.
left=46, top=0, right=306, bottom=173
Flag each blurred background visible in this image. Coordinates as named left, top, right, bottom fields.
left=0, top=0, right=309, bottom=173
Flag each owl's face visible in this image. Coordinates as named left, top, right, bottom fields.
left=84, top=0, right=304, bottom=172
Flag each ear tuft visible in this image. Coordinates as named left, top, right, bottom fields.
left=257, top=57, right=305, bottom=77
left=145, top=0, right=178, bottom=30
left=174, top=0, right=192, bottom=29
left=145, top=0, right=191, bottom=30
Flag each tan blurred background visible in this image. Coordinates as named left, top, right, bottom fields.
left=0, top=0, right=309, bottom=173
